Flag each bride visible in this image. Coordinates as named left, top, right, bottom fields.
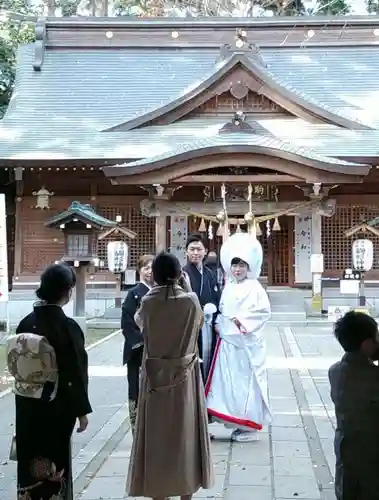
left=206, top=232, right=272, bottom=442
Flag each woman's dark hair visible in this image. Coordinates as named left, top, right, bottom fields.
left=36, top=263, right=76, bottom=304
left=152, top=252, right=181, bottom=295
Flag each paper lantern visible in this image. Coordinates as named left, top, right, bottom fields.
left=107, top=241, right=128, bottom=274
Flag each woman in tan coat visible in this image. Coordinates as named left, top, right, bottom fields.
left=126, top=251, right=214, bottom=500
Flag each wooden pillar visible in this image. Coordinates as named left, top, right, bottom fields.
left=14, top=168, right=23, bottom=278
left=155, top=215, right=167, bottom=253
left=311, top=209, right=323, bottom=313
left=311, top=210, right=322, bottom=256
left=73, top=265, right=86, bottom=317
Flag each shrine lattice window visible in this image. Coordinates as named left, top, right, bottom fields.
left=67, top=235, right=90, bottom=257
left=97, top=203, right=155, bottom=268
left=322, top=206, right=379, bottom=270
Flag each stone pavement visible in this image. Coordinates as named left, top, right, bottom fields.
left=77, top=322, right=342, bottom=500
left=0, top=331, right=130, bottom=500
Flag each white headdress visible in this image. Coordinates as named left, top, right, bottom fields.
left=220, top=232, right=263, bottom=280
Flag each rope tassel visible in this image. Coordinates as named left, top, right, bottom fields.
left=198, top=218, right=206, bottom=232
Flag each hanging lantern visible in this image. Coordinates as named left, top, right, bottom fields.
left=266, top=220, right=271, bottom=237
left=107, top=241, right=128, bottom=274
left=273, top=218, right=281, bottom=231
left=236, top=223, right=242, bottom=233
left=352, top=239, right=373, bottom=271
left=198, top=218, right=206, bottom=232
left=32, top=186, right=54, bottom=210
left=256, top=223, right=262, bottom=236
left=208, top=222, right=214, bottom=240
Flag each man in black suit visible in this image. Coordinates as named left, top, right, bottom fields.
left=183, top=234, right=220, bottom=383
left=121, top=255, right=154, bottom=433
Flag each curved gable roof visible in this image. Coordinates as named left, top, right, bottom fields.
left=103, top=53, right=372, bottom=132
left=103, top=134, right=370, bottom=178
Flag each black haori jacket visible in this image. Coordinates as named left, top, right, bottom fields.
left=183, top=262, right=221, bottom=311
left=121, top=282, right=150, bottom=364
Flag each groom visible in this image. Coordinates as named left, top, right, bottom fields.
left=183, top=234, right=220, bottom=383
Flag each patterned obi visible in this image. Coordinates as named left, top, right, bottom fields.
left=7, top=333, right=58, bottom=400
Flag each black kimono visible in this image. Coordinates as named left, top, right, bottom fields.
left=183, top=262, right=220, bottom=381
left=15, top=303, right=92, bottom=500
left=121, top=282, right=149, bottom=431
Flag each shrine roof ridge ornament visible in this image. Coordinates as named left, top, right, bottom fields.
left=218, top=28, right=267, bottom=68
left=103, top=52, right=372, bottom=133
left=45, top=201, right=116, bottom=229
left=102, top=134, right=370, bottom=178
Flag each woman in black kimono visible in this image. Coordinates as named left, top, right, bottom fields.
left=14, top=263, right=92, bottom=500
left=121, top=254, right=154, bottom=432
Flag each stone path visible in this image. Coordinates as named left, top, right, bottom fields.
left=77, top=322, right=342, bottom=500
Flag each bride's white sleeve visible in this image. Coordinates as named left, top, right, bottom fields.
left=237, top=284, right=271, bottom=334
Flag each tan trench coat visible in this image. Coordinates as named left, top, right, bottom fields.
left=126, top=285, right=214, bottom=498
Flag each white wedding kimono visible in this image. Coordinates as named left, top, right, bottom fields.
left=206, top=277, right=272, bottom=431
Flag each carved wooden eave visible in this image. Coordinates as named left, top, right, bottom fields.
left=102, top=138, right=371, bottom=185
left=219, top=112, right=256, bottom=134
left=344, top=218, right=379, bottom=238
left=140, top=198, right=336, bottom=218
left=102, top=52, right=372, bottom=132
left=98, top=226, right=137, bottom=241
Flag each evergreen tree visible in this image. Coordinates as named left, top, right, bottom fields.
left=0, top=1, right=35, bottom=118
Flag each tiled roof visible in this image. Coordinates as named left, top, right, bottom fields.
left=104, top=52, right=371, bottom=131
left=0, top=40, right=378, bottom=161
left=108, top=134, right=368, bottom=173
left=4, top=44, right=379, bottom=133
left=45, top=201, right=116, bottom=228
left=1, top=117, right=379, bottom=162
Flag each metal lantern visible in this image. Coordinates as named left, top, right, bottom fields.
left=107, top=241, right=128, bottom=274
left=352, top=239, right=373, bottom=272
left=32, top=186, right=54, bottom=209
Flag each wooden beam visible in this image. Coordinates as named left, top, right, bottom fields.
left=14, top=175, right=23, bottom=278
left=173, top=174, right=302, bottom=184
left=140, top=198, right=336, bottom=217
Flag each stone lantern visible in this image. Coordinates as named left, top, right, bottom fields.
left=45, top=201, right=116, bottom=328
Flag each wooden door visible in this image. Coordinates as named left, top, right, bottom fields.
left=268, top=216, right=294, bottom=286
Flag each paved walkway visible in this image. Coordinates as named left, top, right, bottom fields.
left=76, top=322, right=341, bottom=500
left=0, top=331, right=130, bottom=500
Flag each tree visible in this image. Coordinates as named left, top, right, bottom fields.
left=366, top=0, right=379, bottom=13
left=56, top=0, right=81, bottom=16
left=114, top=0, right=351, bottom=18
left=0, top=2, right=35, bottom=118
left=312, top=0, right=350, bottom=15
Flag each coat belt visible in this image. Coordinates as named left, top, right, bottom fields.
left=145, top=352, right=197, bottom=393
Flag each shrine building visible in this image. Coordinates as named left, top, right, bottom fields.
left=1, top=16, right=379, bottom=288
